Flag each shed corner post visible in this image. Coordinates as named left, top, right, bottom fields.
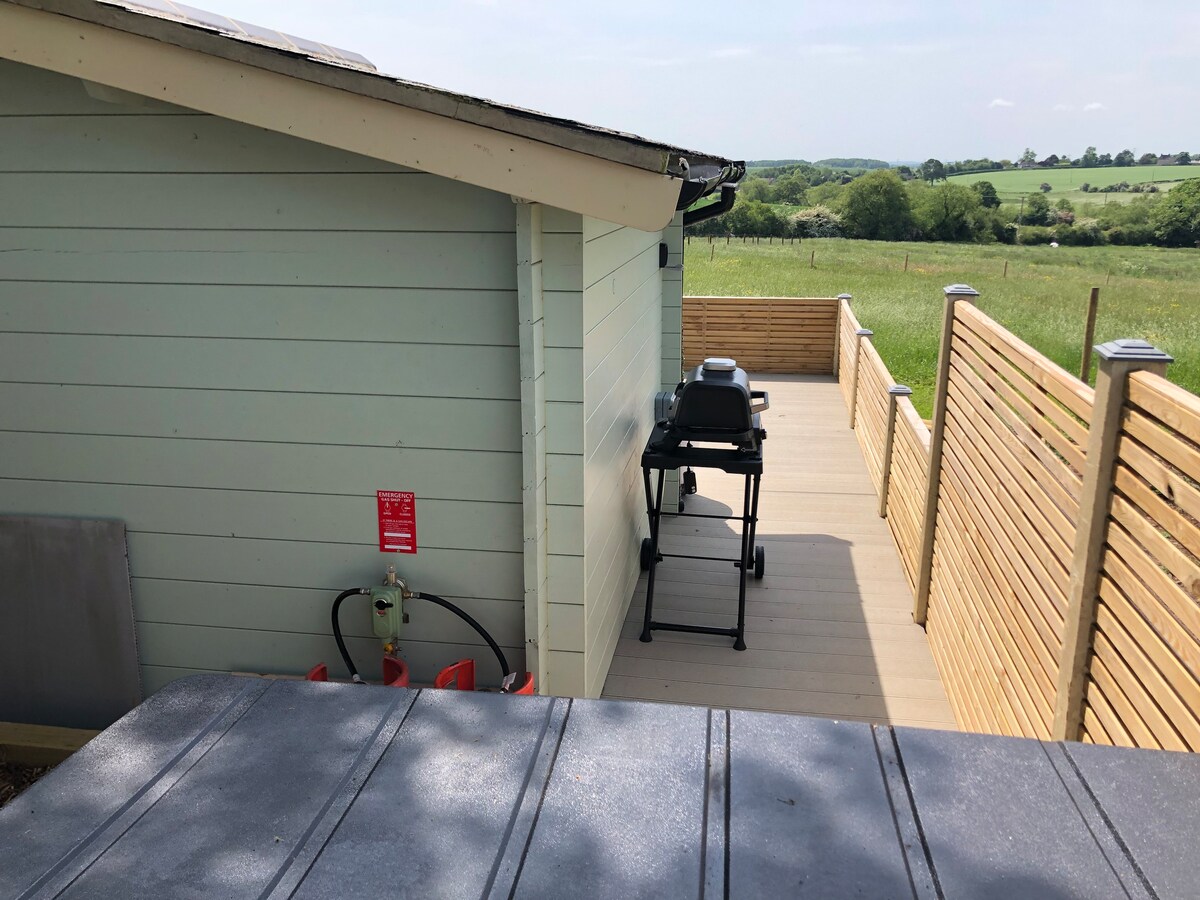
left=833, top=293, right=852, bottom=379
left=913, top=284, right=979, bottom=625
left=847, top=327, right=873, bottom=429
left=1051, top=338, right=1173, bottom=741
left=514, top=198, right=550, bottom=693
left=879, top=385, right=913, bottom=518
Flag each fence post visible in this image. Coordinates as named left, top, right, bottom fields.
left=913, top=284, right=979, bottom=625
left=1079, top=287, right=1101, bottom=382
left=1051, top=339, right=1173, bottom=741
left=833, top=293, right=851, bottom=379
left=879, top=385, right=913, bottom=517
left=848, top=328, right=873, bottom=429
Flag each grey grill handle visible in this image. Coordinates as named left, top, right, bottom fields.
left=751, top=390, right=770, bottom=415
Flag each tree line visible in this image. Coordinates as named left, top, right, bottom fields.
left=687, top=170, right=1200, bottom=248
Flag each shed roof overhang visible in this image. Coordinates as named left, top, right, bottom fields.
left=0, top=0, right=743, bottom=231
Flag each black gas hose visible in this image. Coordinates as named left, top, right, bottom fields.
left=329, top=587, right=511, bottom=684
left=332, top=587, right=370, bottom=683
left=411, top=591, right=511, bottom=678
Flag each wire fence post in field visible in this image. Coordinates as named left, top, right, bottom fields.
left=810, top=250, right=815, bottom=269
left=904, top=253, right=909, bottom=272
left=914, top=284, right=980, bottom=625
left=709, top=242, right=715, bottom=262
left=1079, top=287, right=1101, bottom=382
left=1003, top=259, right=1008, bottom=278
left=879, top=385, right=913, bottom=518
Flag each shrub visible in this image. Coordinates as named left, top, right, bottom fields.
left=1150, top=178, right=1200, bottom=246
left=1017, top=225, right=1055, bottom=245
left=790, top=205, right=844, bottom=238
left=1104, top=224, right=1156, bottom=245
left=1056, top=218, right=1105, bottom=246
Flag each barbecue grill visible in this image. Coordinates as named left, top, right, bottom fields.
left=650, top=357, right=769, bottom=453
left=639, top=358, right=768, bottom=651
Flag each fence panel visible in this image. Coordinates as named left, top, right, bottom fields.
left=924, top=302, right=1094, bottom=738
left=1081, top=372, right=1200, bottom=749
left=838, top=299, right=861, bottom=407
left=853, top=340, right=891, bottom=493
left=887, top=399, right=930, bottom=593
left=682, top=297, right=837, bottom=373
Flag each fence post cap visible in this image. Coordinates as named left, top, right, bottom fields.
left=1095, top=338, right=1174, bottom=364
left=943, top=283, right=980, bottom=297
left=855, top=328, right=874, bottom=337
left=888, top=385, right=914, bottom=396
left=837, top=293, right=853, bottom=300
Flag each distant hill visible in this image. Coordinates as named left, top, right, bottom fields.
left=947, top=164, right=1197, bottom=203
left=747, top=157, right=891, bottom=172
left=815, top=158, right=890, bottom=170
left=747, top=159, right=810, bottom=168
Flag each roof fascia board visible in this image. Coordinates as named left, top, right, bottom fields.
left=0, top=2, right=681, bottom=231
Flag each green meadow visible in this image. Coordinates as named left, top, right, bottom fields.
left=948, top=165, right=1197, bottom=205
left=684, top=238, right=1200, bottom=416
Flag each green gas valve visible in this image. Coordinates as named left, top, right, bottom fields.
left=370, top=566, right=408, bottom=644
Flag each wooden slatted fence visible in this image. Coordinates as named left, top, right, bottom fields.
left=836, top=297, right=930, bottom=593
left=836, top=288, right=1200, bottom=750
left=1081, top=373, right=1200, bottom=749
left=925, top=303, right=1094, bottom=739
left=683, top=297, right=838, bottom=373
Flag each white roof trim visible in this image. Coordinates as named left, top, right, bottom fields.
left=0, top=1, right=694, bottom=230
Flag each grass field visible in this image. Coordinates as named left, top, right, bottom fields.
left=684, top=237, right=1200, bottom=416
left=947, top=164, right=1198, bottom=205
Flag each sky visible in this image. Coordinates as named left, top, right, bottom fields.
left=206, top=1, right=1199, bottom=164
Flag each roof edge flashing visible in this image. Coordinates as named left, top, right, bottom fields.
left=0, top=0, right=685, bottom=230
left=4, top=0, right=739, bottom=181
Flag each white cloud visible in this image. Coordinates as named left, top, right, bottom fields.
left=805, top=43, right=861, bottom=57
left=989, top=98, right=1014, bottom=108
left=1083, top=101, right=1106, bottom=111
left=710, top=47, right=752, bottom=59
left=1052, top=103, right=1073, bottom=112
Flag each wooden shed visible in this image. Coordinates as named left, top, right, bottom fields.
left=0, top=0, right=743, bottom=698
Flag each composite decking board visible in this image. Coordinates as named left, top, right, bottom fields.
left=292, top=690, right=563, bottom=900
left=511, top=699, right=710, bottom=899
left=894, top=727, right=1144, bottom=898
left=5, top=676, right=1196, bottom=899
left=603, top=375, right=955, bottom=729
left=1063, top=741, right=1200, bottom=899
left=727, top=712, right=917, bottom=898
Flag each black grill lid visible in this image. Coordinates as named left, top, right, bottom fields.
left=652, top=358, right=768, bottom=452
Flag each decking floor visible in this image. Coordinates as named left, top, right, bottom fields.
left=602, top=374, right=958, bottom=731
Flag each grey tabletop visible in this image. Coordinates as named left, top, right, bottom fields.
left=1, top=675, right=1196, bottom=899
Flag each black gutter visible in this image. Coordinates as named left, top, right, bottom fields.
left=683, top=184, right=737, bottom=226
left=675, top=159, right=744, bottom=226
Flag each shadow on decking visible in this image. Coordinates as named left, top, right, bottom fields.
left=601, top=375, right=957, bottom=731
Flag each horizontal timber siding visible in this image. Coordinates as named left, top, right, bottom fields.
left=0, top=59, right=523, bottom=688
left=581, top=219, right=663, bottom=697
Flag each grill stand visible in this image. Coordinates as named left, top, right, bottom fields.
left=638, top=430, right=763, bottom=651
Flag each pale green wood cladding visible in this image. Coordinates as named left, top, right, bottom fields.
left=0, top=59, right=523, bottom=687
left=0, top=57, right=672, bottom=698
left=581, top=220, right=664, bottom=697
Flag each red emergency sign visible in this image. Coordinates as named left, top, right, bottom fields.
left=376, top=490, right=417, bottom=554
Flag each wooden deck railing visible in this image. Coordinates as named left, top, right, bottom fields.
left=683, top=291, right=1199, bottom=750
left=832, top=290, right=1199, bottom=750
left=683, top=296, right=837, bottom=373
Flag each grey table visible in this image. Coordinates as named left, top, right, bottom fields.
left=1, top=675, right=1196, bottom=899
